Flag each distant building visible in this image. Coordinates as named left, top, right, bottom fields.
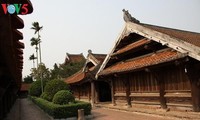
left=64, top=50, right=106, bottom=106
left=0, top=0, right=33, bottom=119
left=19, top=83, right=31, bottom=98
left=63, top=53, right=85, bottom=65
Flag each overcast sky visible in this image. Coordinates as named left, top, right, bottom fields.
left=21, top=0, right=200, bottom=77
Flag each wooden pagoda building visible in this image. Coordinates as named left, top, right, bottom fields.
left=65, top=50, right=106, bottom=106
left=96, top=17, right=200, bottom=111
left=63, top=53, right=85, bottom=65
left=0, top=0, right=33, bottom=119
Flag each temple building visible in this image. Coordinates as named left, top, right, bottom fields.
left=0, top=0, right=33, bottom=119
left=66, top=16, right=200, bottom=112
left=64, top=50, right=106, bottom=106
left=97, top=20, right=200, bottom=112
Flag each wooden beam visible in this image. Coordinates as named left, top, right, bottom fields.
left=96, top=24, right=128, bottom=79
left=126, top=22, right=200, bottom=61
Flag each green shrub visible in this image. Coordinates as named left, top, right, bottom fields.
left=41, top=79, right=69, bottom=101
left=40, top=92, right=51, bottom=101
left=30, top=96, right=91, bottom=119
left=29, top=80, right=47, bottom=97
left=53, top=90, right=75, bottom=105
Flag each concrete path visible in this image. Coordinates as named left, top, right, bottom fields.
left=5, top=98, right=50, bottom=120
left=92, top=107, right=179, bottom=120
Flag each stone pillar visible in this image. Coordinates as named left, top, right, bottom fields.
left=78, top=109, right=85, bottom=120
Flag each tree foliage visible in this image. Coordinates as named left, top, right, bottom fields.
left=23, top=75, right=33, bottom=83
left=29, top=80, right=47, bottom=97
left=31, top=63, right=50, bottom=81
left=50, top=60, right=85, bottom=80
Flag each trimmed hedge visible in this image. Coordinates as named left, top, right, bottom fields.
left=29, top=80, right=47, bottom=97
left=53, top=90, right=75, bottom=105
left=41, top=79, right=69, bottom=101
left=30, top=96, right=91, bottom=119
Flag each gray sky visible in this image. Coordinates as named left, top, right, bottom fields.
left=21, top=0, right=200, bottom=77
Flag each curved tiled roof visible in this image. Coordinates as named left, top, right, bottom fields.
left=99, top=49, right=186, bottom=76
left=143, top=24, right=200, bottom=47
left=65, top=70, right=86, bottom=84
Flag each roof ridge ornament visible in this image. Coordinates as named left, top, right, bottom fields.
left=122, top=9, right=140, bottom=23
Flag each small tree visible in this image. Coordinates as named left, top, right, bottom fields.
left=29, top=53, right=37, bottom=69
left=41, top=79, right=69, bottom=101
left=29, top=80, right=47, bottom=97
left=50, top=63, right=61, bottom=80
left=31, top=63, right=50, bottom=81
left=23, top=75, right=33, bottom=83
left=30, top=37, right=40, bottom=68
left=53, top=90, right=75, bottom=105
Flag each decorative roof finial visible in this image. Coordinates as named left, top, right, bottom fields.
left=122, top=9, right=140, bottom=23
left=88, top=49, right=92, bottom=54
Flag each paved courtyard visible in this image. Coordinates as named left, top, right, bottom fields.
left=4, top=98, right=198, bottom=120
left=92, top=107, right=178, bottom=120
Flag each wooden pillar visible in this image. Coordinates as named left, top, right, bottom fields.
left=154, top=72, right=167, bottom=109
left=91, top=81, right=95, bottom=107
left=95, top=83, right=99, bottom=103
left=78, top=86, right=80, bottom=100
left=111, top=80, right=116, bottom=106
left=159, top=79, right=167, bottom=109
left=123, top=78, right=131, bottom=108
left=88, top=83, right=91, bottom=102
left=186, top=62, right=200, bottom=112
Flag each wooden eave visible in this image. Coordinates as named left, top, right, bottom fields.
left=13, top=29, right=23, bottom=40
left=126, top=22, right=200, bottom=61
left=16, top=49, right=23, bottom=54
left=65, top=70, right=86, bottom=84
left=96, top=22, right=200, bottom=78
left=112, top=38, right=151, bottom=57
left=17, top=54, right=23, bottom=59
left=16, top=41, right=24, bottom=49
left=87, top=54, right=100, bottom=66
left=65, top=65, right=96, bottom=85
left=11, top=15, right=24, bottom=29
left=96, top=24, right=127, bottom=78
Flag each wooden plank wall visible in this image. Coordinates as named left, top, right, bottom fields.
left=70, top=83, right=91, bottom=102
left=162, top=66, right=191, bottom=110
left=113, top=65, right=192, bottom=110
